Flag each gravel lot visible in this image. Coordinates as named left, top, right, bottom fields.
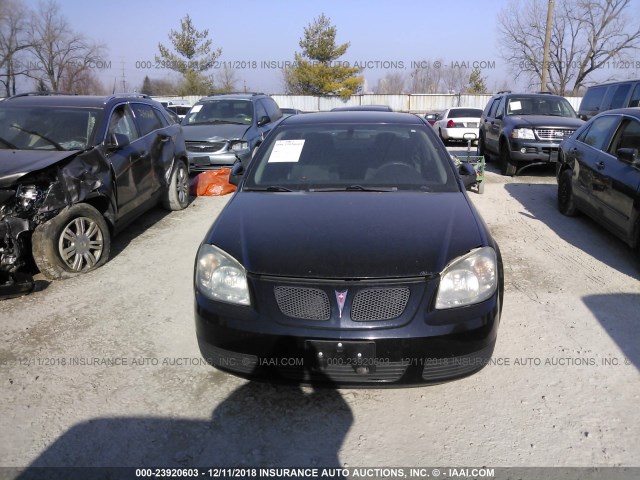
left=1, top=149, right=639, bottom=474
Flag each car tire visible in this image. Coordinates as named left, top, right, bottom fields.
left=162, top=159, right=189, bottom=211
left=499, top=143, right=517, bottom=176
left=32, top=203, right=111, bottom=280
left=557, top=168, right=577, bottom=216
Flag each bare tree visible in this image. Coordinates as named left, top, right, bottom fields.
left=441, top=66, right=470, bottom=94
left=215, top=65, right=239, bottom=93
left=498, top=0, right=640, bottom=95
left=408, top=60, right=443, bottom=93
left=0, top=0, right=30, bottom=96
left=27, top=0, right=107, bottom=92
left=374, top=71, right=406, bottom=93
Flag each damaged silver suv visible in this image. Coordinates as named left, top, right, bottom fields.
left=0, top=93, right=189, bottom=298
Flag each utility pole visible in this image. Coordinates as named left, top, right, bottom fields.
left=541, top=0, right=554, bottom=92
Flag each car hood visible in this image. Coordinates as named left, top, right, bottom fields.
left=182, top=124, right=250, bottom=142
left=205, top=192, right=486, bottom=278
left=0, top=150, right=77, bottom=187
left=510, top=115, right=584, bottom=129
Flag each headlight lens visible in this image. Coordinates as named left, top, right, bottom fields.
left=435, top=247, right=498, bottom=309
left=511, top=128, right=536, bottom=139
left=230, top=140, right=249, bottom=152
left=195, top=244, right=250, bottom=305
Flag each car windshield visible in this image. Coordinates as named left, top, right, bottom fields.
left=182, top=100, right=253, bottom=126
left=0, top=106, right=100, bottom=151
left=506, top=97, right=577, bottom=117
left=243, top=123, right=459, bottom=192
left=448, top=108, right=482, bottom=118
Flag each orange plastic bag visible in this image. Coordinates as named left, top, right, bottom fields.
left=189, top=169, right=237, bottom=196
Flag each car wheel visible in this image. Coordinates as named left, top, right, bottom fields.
left=499, top=143, right=517, bottom=176
left=32, top=203, right=111, bottom=280
left=162, top=159, right=189, bottom=211
left=557, top=169, right=577, bottom=216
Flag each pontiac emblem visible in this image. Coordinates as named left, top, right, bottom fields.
left=335, top=290, right=348, bottom=319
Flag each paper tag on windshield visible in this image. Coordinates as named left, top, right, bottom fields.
left=190, top=105, right=203, bottom=113
left=510, top=101, right=522, bottom=111
left=268, top=139, right=305, bottom=163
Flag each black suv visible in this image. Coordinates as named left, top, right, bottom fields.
left=0, top=93, right=189, bottom=296
left=181, top=93, right=282, bottom=171
left=479, top=92, right=584, bottom=176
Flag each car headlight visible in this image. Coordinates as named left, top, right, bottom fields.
left=511, top=128, right=536, bottom=140
left=435, top=247, right=498, bottom=309
left=195, top=244, right=250, bottom=305
left=230, top=140, right=249, bottom=152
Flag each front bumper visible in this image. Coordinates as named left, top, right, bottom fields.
left=509, top=139, right=562, bottom=163
left=194, top=280, right=501, bottom=386
left=187, top=150, right=251, bottom=172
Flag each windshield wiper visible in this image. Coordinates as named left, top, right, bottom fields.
left=244, top=185, right=296, bottom=192
left=309, top=185, right=398, bottom=192
left=0, top=137, right=18, bottom=149
left=10, top=124, right=64, bottom=151
left=190, top=120, right=245, bottom=126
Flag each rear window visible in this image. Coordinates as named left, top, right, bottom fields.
left=448, top=109, right=483, bottom=118
left=244, top=123, right=458, bottom=193
left=607, top=83, right=632, bottom=109
left=580, top=86, right=607, bottom=112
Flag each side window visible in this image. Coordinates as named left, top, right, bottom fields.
left=255, top=100, right=268, bottom=122
left=580, top=86, right=606, bottom=111
left=608, top=118, right=640, bottom=156
left=486, top=97, right=500, bottom=118
left=607, top=83, right=631, bottom=110
left=577, top=115, right=620, bottom=151
left=629, top=83, right=640, bottom=108
left=130, top=103, right=163, bottom=136
left=496, top=96, right=507, bottom=117
left=264, top=98, right=282, bottom=121
left=108, top=105, right=139, bottom=143
left=153, top=107, right=170, bottom=128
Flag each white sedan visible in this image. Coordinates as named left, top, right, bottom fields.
left=433, top=107, right=483, bottom=144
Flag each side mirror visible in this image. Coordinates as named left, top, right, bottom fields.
left=229, top=161, right=244, bottom=186
left=458, top=162, right=477, bottom=189
left=617, top=147, right=639, bottom=165
left=257, top=115, right=271, bottom=127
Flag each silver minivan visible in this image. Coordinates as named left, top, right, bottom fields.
left=578, top=79, right=640, bottom=120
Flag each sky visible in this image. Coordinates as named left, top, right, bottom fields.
left=19, top=0, right=640, bottom=94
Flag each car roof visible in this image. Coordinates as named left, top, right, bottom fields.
left=593, top=107, right=640, bottom=119
left=279, top=111, right=426, bottom=125
left=1, top=93, right=159, bottom=109
left=198, top=93, right=267, bottom=102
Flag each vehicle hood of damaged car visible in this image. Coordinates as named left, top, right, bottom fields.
left=0, top=150, right=79, bottom=187
left=204, top=192, right=487, bottom=279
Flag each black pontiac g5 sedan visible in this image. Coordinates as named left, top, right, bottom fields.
left=194, top=111, right=504, bottom=386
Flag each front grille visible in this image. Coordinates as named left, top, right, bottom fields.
left=274, top=286, right=331, bottom=321
left=351, top=287, right=410, bottom=321
left=535, top=129, right=575, bottom=141
left=422, top=343, right=495, bottom=381
left=186, top=141, right=226, bottom=153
